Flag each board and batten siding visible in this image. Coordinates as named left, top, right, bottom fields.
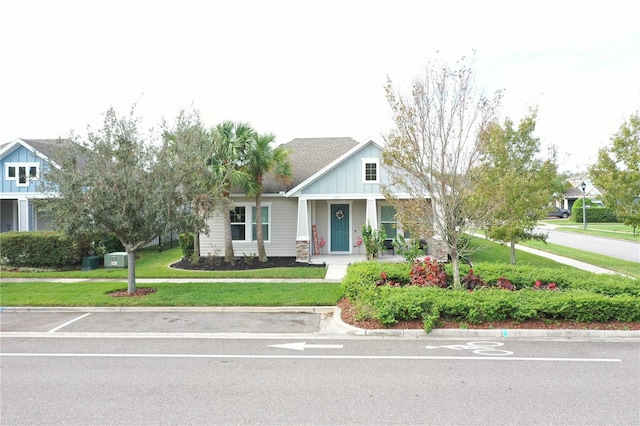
left=1, top=145, right=46, bottom=194
left=301, top=144, right=389, bottom=196
left=200, top=197, right=298, bottom=257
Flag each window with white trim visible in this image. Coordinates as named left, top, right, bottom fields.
left=362, top=158, right=379, bottom=183
left=6, top=163, right=39, bottom=187
left=230, top=204, right=271, bottom=242
left=380, top=205, right=410, bottom=239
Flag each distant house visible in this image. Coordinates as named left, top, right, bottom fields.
left=0, top=138, right=64, bottom=232
left=561, top=174, right=603, bottom=211
left=201, top=137, right=435, bottom=262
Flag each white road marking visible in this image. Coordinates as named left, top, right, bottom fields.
left=269, top=342, right=343, bottom=351
left=47, top=313, right=92, bottom=333
left=0, top=353, right=622, bottom=362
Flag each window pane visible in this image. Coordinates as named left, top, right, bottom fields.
left=252, top=206, right=268, bottom=223
left=18, top=167, right=27, bottom=184
left=382, top=223, right=396, bottom=239
left=252, top=224, right=269, bottom=241
left=8, top=166, right=15, bottom=178
left=381, top=206, right=396, bottom=221
left=365, top=163, right=377, bottom=181
left=231, top=224, right=245, bottom=241
left=29, top=166, right=37, bottom=178
left=230, top=207, right=246, bottom=224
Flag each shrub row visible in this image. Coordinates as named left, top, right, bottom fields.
left=0, top=231, right=83, bottom=268
left=342, top=261, right=640, bottom=330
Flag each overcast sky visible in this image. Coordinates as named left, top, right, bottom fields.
left=2, top=0, right=638, bottom=172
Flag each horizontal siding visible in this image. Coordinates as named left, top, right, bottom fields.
left=200, top=197, right=298, bottom=257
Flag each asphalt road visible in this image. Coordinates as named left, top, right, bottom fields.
left=2, top=311, right=639, bottom=425
left=539, top=228, right=640, bottom=263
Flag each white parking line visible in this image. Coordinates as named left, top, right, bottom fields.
left=0, top=353, right=622, bottom=362
left=48, top=313, right=92, bottom=332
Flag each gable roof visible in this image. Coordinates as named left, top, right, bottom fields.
left=261, top=137, right=360, bottom=193
left=0, top=138, right=67, bottom=163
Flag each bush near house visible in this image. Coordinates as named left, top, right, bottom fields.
left=571, top=198, right=619, bottom=223
left=342, top=260, right=640, bottom=331
left=0, top=231, right=84, bottom=268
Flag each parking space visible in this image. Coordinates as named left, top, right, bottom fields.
left=0, top=310, right=322, bottom=334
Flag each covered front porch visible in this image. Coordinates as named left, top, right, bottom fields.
left=294, top=197, right=409, bottom=262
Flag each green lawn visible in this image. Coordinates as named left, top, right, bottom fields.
left=467, top=237, right=576, bottom=270
left=0, top=247, right=326, bottom=279
left=0, top=281, right=343, bottom=307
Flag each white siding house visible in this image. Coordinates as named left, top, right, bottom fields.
left=202, top=137, right=418, bottom=262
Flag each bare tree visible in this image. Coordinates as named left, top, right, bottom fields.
left=382, top=56, right=502, bottom=289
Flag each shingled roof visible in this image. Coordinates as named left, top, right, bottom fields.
left=261, top=137, right=360, bottom=193
left=0, top=138, right=68, bottom=160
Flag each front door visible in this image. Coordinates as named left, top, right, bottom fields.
left=330, top=204, right=349, bottom=252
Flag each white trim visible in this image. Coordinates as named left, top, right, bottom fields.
left=5, top=162, right=39, bottom=187
left=230, top=202, right=272, bottom=243
left=362, top=158, right=380, bottom=184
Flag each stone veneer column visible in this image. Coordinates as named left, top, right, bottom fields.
left=296, top=240, right=310, bottom=262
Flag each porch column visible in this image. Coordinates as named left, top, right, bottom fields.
left=365, top=198, right=378, bottom=229
left=295, top=198, right=310, bottom=262
left=18, top=199, right=29, bottom=232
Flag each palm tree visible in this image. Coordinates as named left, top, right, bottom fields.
left=244, top=133, right=292, bottom=262
left=209, top=121, right=256, bottom=262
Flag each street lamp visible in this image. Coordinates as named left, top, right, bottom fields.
left=580, top=182, right=587, bottom=230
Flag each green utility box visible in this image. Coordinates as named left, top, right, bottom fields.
left=81, top=256, right=100, bottom=271
left=105, top=252, right=128, bottom=268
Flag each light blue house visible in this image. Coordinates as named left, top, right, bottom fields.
left=0, top=138, right=59, bottom=232
left=201, top=137, right=424, bottom=262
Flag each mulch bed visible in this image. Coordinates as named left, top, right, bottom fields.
left=108, top=288, right=157, bottom=297
left=170, top=256, right=325, bottom=271
left=337, top=298, right=640, bottom=331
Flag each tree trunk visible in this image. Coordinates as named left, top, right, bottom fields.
left=451, top=247, right=461, bottom=290
left=255, top=193, right=267, bottom=262
left=126, top=246, right=136, bottom=294
left=222, top=194, right=234, bottom=262
left=193, top=229, right=201, bottom=263
left=510, top=239, right=517, bottom=265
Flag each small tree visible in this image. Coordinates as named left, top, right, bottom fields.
left=476, top=109, right=558, bottom=264
left=41, top=106, right=177, bottom=293
left=589, top=112, right=640, bottom=236
left=361, top=222, right=386, bottom=260
left=382, top=55, right=502, bottom=289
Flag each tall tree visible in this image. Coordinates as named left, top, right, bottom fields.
left=161, top=109, right=229, bottom=261
left=244, top=132, right=292, bottom=262
left=477, top=109, right=558, bottom=264
left=382, top=55, right=502, bottom=290
left=209, top=121, right=256, bottom=262
left=589, top=112, right=640, bottom=235
left=41, top=106, right=176, bottom=293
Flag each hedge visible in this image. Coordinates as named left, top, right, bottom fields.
left=0, top=231, right=83, bottom=268
left=342, top=261, right=640, bottom=330
left=571, top=198, right=619, bottom=223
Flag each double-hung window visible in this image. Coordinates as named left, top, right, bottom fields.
left=380, top=205, right=410, bottom=239
left=230, top=204, right=270, bottom=241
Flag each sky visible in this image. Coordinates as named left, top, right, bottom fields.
left=1, top=0, right=639, bottom=172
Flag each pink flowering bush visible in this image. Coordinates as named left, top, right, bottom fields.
left=534, top=280, right=557, bottom=290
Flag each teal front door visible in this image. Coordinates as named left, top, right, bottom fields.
left=331, top=204, right=349, bottom=252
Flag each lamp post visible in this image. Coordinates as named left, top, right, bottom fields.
left=580, top=182, right=587, bottom=230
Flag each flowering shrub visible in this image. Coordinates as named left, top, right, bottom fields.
left=461, top=268, right=487, bottom=290
left=375, top=271, right=402, bottom=287
left=496, top=277, right=515, bottom=291
left=409, top=257, right=448, bottom=288
left=534, top=280, right=557, bottom=290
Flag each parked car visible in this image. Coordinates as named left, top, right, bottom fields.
left=548, top=207, right=571, bottom=218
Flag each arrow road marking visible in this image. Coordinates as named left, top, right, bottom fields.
left=269, top=342, right=344, bottom=351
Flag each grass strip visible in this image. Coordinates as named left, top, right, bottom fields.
left=0, top=282, right=343, bottom=307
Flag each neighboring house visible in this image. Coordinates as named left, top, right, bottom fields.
left=0, top=138, right=61, bottom=232
left=201, top=137, right=430, bottom=262
left=561, top=174, right=603, bottom=211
